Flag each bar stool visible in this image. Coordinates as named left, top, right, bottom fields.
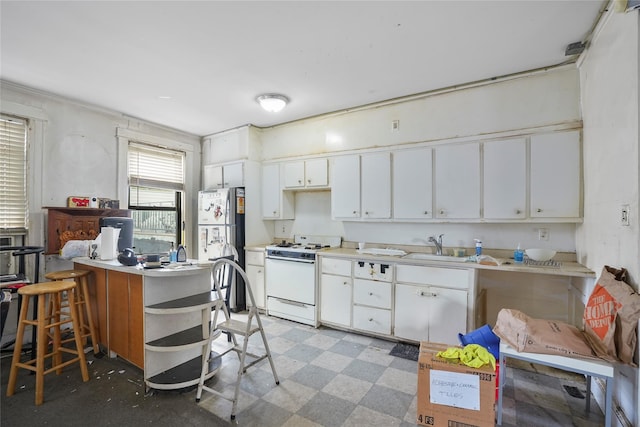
left=44, top=269, right=99, bottom=354
left=6, top=281, right=90, bottom=405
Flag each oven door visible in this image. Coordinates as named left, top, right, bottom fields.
left=265, top=257, right=315, bottom=305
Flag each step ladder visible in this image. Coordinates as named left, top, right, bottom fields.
left=196, top=258, right=279, bottom=420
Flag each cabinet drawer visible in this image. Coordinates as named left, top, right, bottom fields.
left=396, top=265, right=470, bottom=289
left=245, top=250, right=264, bottom=266
left=321, top=257, right=351, bottom=276
left=353, top=305, right=391, bottom=335
left=353, top=278, right=391, bottom=309
left=353, top=261, right=393, bottom=281
left=267, top=296, right=316, bottom=325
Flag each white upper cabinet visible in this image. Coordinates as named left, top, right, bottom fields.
left=223, top=162, right=244, bottom=187
left=393, top=147, right=433, bottom=219
left=331, top=155, right=360, bottom=219
left=530, top=130, right=581, bottom=218
left=283, top=158, right=328, bottom=189
left=203, top=162, right=244, bottom=189
left=261, top=163, right=294, bottom=219
left=483, top=138, right=527, bottom=219
left=361, top=152, right=391, bottom=219
left=434, top=143, right=480, bottom=219
left=203, top=165, right=223, bottom=189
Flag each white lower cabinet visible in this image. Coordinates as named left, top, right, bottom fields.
left=352, top=277, right=392, bottom=335
left=245, top=249, right=265, bottom=309
left=320, top=273, right=352, bottom=327
left=394, top=264, right=471, bottom=345
left=320, top=258, right=352, bottom=327
left=353, top=305, right=391, bottom=335
left=318, top=256, right=473, bottom=343
left=394, top=283, right=467, bottom=345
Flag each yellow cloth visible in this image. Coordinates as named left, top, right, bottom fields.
left=437, top=344, right=496, bottom=370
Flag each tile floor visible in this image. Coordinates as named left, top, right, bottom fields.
left=198, top=313, right=606, bottom=426
left=0, top=311, right=606, bottom=426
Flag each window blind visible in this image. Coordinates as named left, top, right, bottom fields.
left=128, top=142, right=185, bottom=191
left=0, top=115, right=28, bottom=231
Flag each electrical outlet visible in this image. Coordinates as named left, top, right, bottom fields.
left=391, top=120, right=400, bottom=132
left=538, top=228, right=549, bottom=241
left=274, top=220, right=293, bottom=238
left=621, top=205, right=630, bottom=226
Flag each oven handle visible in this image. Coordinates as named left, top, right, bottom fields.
left=272, top=297, right=307, bottom=308
left=266, top=256, right=315, bottom=263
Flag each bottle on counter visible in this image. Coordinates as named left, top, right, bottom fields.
left=474, top=239, right=482, bottom=256
left=169, top=242, right=178, bottom=263
left=514, top=243, right=524, bottom=263
left=176, top=245, right=187, bottom=262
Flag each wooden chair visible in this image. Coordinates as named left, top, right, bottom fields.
left=196, top=258, right=279, bottom=420
left=44, top=269, right=99, bottom=355
left=6, top=281, right=89, bottom=405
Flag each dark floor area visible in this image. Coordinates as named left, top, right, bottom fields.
left=0, top=349, right=226, bottom=427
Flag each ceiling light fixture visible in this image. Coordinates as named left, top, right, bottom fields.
left=256, top=94, right=289, bottom=113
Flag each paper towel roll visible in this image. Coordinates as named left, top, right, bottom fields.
left=100, top=226, right=120, bottom=260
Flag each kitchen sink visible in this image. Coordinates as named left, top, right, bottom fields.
left=401, top=253, right=467, bottom=262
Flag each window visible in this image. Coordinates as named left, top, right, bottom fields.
left=0, top=114, right=28, bottom=233
left=128, top=142, right=185, bottom=254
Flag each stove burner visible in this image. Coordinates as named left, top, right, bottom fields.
left=277, top=241, right=294, bottom=248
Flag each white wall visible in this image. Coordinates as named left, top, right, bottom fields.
left=0, top=82, right=202, bottom=258
left=260, top=66, right=581, bottom=160
left=578, top=8, right=639, bottom=427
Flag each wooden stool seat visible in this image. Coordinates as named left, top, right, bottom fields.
left=6, top=281, right=90, bottom=405
left=44, top=269, right=99, bottom=355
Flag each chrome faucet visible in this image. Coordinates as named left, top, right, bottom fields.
left=428, top=234, right=444, bottom=255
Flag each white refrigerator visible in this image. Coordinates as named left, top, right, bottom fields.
left=197, top=188, right=246, bottom=310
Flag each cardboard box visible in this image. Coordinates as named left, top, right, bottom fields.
left=417, top=342, right=496, bottom=427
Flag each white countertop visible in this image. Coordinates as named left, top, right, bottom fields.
left=73, top=257, right=212, bottom=277
left=318, top=248, right=595, bottom=278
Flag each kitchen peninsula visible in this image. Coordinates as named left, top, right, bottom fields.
left=73, top=257, right=220, bottom=390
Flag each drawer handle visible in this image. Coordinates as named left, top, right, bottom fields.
left=343, top=281, right=348, bottom=285
left=418, top=291, right=437, bottom=297
left=368, top=318, right=374, bottom=322
left=275, top=298, right=306, bottom=308
left=369, top=292, right=373, bottom=296
left=537, top=208, right=543, bottom=213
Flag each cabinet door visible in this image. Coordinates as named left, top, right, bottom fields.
left=483, top=138, right=527, bottom=219
left=203, top=165, right=224, bottom=190
left=107, top=270, right=130, bottom=359
left=394, top=283, right=430, bottom=342
left=320, top=273, right=352, bottom=327
left=246, top=264, right=265, bottom=309
left=128, top=274, right=144, bottom=368
left=361, top=152, right=391, bottom=219
left=331, top=155, right=360, bottom=218
left=435, top=143, right=480, bottom=219
left=224, top=162, right=244, bottom=188
left=305, top=158, right=328, bottom=187
left=530, top=131, right=581, bottom=218
left=427, top=286, right=467, bottom=345
left=283, top=161, right=305, bottom=188
left=393, top=148, right=433, bottom=219
left=262, top=164, right=282, bottom=218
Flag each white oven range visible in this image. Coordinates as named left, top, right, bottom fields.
left=265, top=235, right=341, bottom=327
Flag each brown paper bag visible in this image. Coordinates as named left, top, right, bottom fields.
left=493, top=308, right=596, bottom=358
left=583, top=266, right=640, bottom=365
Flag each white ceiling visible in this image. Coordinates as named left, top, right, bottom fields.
left=0, top=1, right=607, bottom=137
